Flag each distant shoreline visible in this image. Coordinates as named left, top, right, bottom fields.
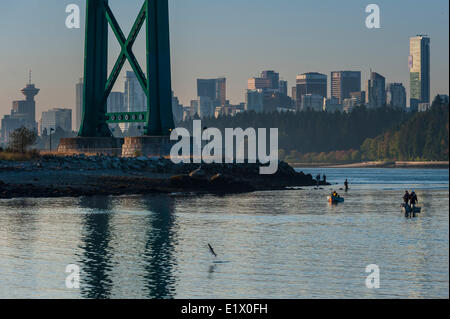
left=290, top=161, right=449, bottom=169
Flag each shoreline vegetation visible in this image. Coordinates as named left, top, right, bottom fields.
left=185, top=101, right=449, bottom=165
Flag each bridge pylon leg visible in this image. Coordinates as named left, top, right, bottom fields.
left=146, top=0, right=175, bottom=136
left=79, top=0, right=111, bottom=137
left=77, top=0, right=175, bottom=139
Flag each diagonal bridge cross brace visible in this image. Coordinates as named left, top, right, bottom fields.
left=79, top=0, right=175, bottom=138
left=104, top=2, right=148, bottom=101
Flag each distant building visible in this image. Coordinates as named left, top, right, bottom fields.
left=261, top=70, right=280, bottom=91
left=410, top=35, right=430, bottom=109
left=248, top=70, right=281, bottom=92
left=331, top=71, right=361, bottom=104
left=323, top=97, right=342, bottom=113
left=214, top=103, right=245, bottom=118
left=107, top=92, right=125, bottom=113
left=343, top=98, right=361, bottom=113
left=1, top=74, right=39, bottom=144
left=172, top=92, right=184, bottom=123
left=123, top=71, right=147, bottom=133
left=75, top=78, right=83, bottom=131
left=39, top=108, right=72, bottom=135
left=248, top=77, right=272, bottom=91
left=299, top=94, right=323, bottom=112
left=124, top=71, right=147, bottom=113
left=192, top=96, right=215, bottom=118
left=197, top=78, right=226, bottom=107
left=183, top=105, right=195, bottom=121
left=296, top=73, right=327, bottom=107
left=277, top=107, right=296, bottom=113
left=245, top=90, right=264, bottom=113
left=386, top=83, right=407, bottom=109
left=291, top=87, right=297, bottom=102
left=279, top=80, right=288, bottom=96
left=349, top=91, right=366, bottom=105
left=418, top=103, right=431, bottom=112
left=437, top=94, right=449, bottom=104
left=366, top=72, right=386, bottom=108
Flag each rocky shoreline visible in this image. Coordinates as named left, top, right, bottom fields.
left=0, top=155, right=327, bottom=199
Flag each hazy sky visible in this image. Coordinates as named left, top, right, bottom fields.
left=0, top=0, right=448, bottom=128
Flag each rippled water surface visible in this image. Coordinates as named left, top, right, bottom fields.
left=0, top=168, right=448, bottom=298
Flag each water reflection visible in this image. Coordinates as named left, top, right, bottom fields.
left=0, top=168, right=447, bottom=299
left=141, top=196, right=177, bottom=299
left=75, top=195, right=178, bottom=298
left=78, top=196, right=115, bottom=299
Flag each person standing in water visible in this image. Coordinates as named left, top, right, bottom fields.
left=344, top=179, right=349, bottom=191
left=410, top=191, right=418, bottom=209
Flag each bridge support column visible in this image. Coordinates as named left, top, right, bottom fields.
left=59, top=0, right=175, bottom=156
left=78, top=0, right=111, bottom=137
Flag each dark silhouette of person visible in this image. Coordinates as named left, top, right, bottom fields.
left=403, top=190, right=410, bottom=205
left=344, top=179, right=349, bottom=191
left=410, top=191, right=418, bottom=209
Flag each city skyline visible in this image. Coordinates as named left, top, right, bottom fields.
left=0, top=0, right=448, bottom=128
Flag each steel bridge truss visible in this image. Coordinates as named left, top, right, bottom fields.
left=79, top=0, right=175, bottom=137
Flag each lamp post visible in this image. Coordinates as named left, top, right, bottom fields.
left=49, top=128, right=55, bottom=152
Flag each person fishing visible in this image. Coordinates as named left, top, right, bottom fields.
left=344, top=179, right=349, bottom=191
left=410, top=191, right=418, bottom=209
left=403, top=190, right=410, bottom=205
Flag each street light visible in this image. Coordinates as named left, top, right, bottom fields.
left=49, top=128, right=55, bottom=152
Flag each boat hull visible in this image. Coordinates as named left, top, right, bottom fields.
left=328, top=196, right=344, bottom=203
left=401, top=204, right=421, bottom=217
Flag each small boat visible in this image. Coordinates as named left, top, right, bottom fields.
left=328, top=195, right=344, bottom=204
left=401, top=203, right=422, bottom=217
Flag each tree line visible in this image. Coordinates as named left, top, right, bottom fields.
left=360, top=96, right=449, bottom=161
left=180, top=106, right=411, bottom=160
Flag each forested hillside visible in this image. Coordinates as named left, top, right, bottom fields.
left=182, top=106, right=410, bottom=155
left=361, top=97, right=449, bottom=161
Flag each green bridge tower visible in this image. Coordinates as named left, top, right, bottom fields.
left=79, top=0, right=175, bottom=137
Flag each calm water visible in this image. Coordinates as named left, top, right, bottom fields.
left=0, top=168, right=448, bottom=299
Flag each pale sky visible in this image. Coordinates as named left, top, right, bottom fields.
left=0, top=0, right=448, bottom=128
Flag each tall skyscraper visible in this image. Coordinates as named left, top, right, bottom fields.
left=248, top=77, right=272, bottom=90
left=386, top=83, right=407, bottom=109
left=295, top=73, right=327, bottom=107
left=261, top=70, right=280, bottom=91
left=122, top=71, right=147, bottom=134
left=197, top=78, right=226, bottom=106
left=248, top=71, right=280, bottom=92
left=331, top=71, right=361, bottom=104
left=366, top=72, right=386, bottom=108
left=409, top=35, right=431, bottom=109
left=75, top=78, right=83, bottom=132
left=124, top=71, right=147, bottom=113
